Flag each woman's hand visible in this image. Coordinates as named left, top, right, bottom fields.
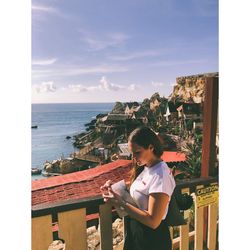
left=100, top=179, right=113, bottom=194
left=101, top=186, right=124, bottom=207
left=100, top=180, right=125, bottom=207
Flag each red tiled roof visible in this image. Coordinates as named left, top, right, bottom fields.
left=161, top=151, right=186, bottom=162
left=32, top=159, right=131, bottom=191
left=32, top=160, right=132, bottom=207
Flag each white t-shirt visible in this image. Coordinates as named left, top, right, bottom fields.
left=129, top=161, right=176, bottom=220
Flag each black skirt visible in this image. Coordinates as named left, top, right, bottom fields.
left=123, top=215, right=172, bottom=250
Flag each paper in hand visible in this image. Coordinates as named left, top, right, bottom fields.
left=111, top=179, right=137, bottom=217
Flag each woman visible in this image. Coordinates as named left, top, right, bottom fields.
left=100, top=126, right=176, bottom=250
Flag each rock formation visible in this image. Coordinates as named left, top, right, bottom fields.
left=169, top=72, right=218, bottom=103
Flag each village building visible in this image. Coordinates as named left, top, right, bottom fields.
left=124, top=102, right=140, bottom=115
left=167, top=102, right=180, bottom=122
left=176, top=103, right=203, bottom=131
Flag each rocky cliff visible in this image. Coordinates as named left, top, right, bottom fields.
left=169, top=72, right=218, bottom=103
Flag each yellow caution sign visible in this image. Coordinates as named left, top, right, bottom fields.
left=195, top=182, right=219, bottom=208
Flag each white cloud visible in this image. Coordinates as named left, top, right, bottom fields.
left=32, top=3, right=69, bottom=20
left=151, top=81, right=164, bottom=87
left=32, top=5, right=58, bottom=13
left=99, top=76, right=136, bottom=91
left=34, top=81, right=57, bottom=93
left=32, top=58, right=57, bottom=66
left=127, top=84, right=136, bottom=91
left=110, top=50, right=163, bottom=61
left=81, top=32, right=129, bottom=51
left=68, top=83, right=103, bottom=92
left=68, top=84, right=88, bottom=92
left=99, top=76, right=123, bottom=91
left=66, top=76, right=137, bottom=93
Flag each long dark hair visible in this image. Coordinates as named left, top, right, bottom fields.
left=128, top=126, right=163, bottom=187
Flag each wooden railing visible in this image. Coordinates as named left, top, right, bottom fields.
left=32, top=176, right=218, bottom=250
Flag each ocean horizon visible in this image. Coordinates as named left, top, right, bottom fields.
left=32, top=102, right=115, bottom=180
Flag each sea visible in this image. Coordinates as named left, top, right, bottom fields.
left=32, top=103, right=115, bottom=181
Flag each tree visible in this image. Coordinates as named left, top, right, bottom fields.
left=150, top=92, right=161, bottom=102
left=141, top=98, right=150, bottom=108
left=111, top=102, right=124, bottom=114
left=186, top=119, right=193, bottom=131
left=181, top=132, right=202, bottom=178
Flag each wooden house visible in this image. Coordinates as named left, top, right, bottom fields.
left=124, top=102, right=140, bottom=115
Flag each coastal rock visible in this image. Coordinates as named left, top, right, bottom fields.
left=44, top=160, right=61, bottom=173
left=60, top=159, right=74, bottom=174
left=44, top=162, right=53, bottom=173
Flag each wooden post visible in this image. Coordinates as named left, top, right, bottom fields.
left=201, top=77, right=219, bottom=177
left=201, top=77, right=219, bottom=246
left=180, top=222, right=189, bottom=250
left=195, top=205, right=204, bottom=250
left=58, top=208, right=87, bottom=250
left=180, top=188, right=190, bottom=250
left=99, top=204, right=113, bottom=250
left=32, top=215, right=53, bottom=250
left=207, top=203, right=218, bottom=250
left=169, top=227, right=174, bottom=250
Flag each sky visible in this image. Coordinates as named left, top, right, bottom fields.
left=32, top=0, right=218, bottom=103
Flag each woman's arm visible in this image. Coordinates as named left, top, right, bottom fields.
left=101, top=180, right=170, bottom=229
left=122, top=192, right=170, bottom=229
left=103, top=188, right=169, bottom=229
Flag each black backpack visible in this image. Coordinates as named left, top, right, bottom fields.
left=165, top=188, right=193, bottom=226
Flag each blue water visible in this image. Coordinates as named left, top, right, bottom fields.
left=32, top=103, right=114, bottom=180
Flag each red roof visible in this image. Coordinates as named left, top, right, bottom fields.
left=32, top=160, right=132, bottom=207
left=161, top=151, right=186, bottom=162
left=32, top=159, right=131, bottom=191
